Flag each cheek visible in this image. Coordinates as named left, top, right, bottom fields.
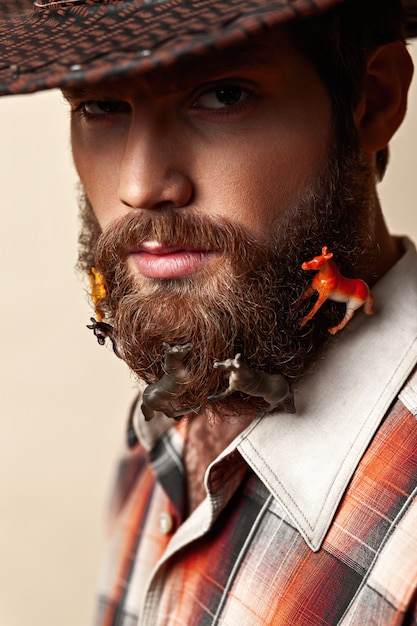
left=206, top=120, right=331, bottom=237
left=71, top=122, right=124, bottom=228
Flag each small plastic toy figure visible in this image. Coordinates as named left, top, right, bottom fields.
left=88, top=267, right=107, bottom=323
left=87, top=317, right=124, bottom=359
left=299, top=246, right=374, bottom=335
left=208, top=353, right=295, bottom=414
left=141, top=342, right=200, bottom=422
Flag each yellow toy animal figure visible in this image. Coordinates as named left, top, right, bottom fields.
left=88, top=267, right=107, bottom=322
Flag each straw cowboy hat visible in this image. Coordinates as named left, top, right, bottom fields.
left=0, top=0, right=416, bottom=96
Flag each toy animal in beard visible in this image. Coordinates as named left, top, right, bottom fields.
left=209, top=353, right=295, bottom=414
left=141, top=342, right=200, bottom=422
left=87, top=317, right=124, bottom=358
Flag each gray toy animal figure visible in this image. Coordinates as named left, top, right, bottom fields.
left=141, top=342, right=199, bottom=422
left=87, top=317, right=124, bottom=359
left=209, top=353, right=295, bottom=414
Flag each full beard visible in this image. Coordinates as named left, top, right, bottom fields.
left=78, top=141, right=377, bottom=414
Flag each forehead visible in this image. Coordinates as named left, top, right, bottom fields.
left=63, top=26, right=314, bottom=99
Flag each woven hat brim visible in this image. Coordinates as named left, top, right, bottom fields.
left=0, top=0, right=346, bottom=96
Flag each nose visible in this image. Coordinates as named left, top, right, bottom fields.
left=118, top=110, right=193, bottom=211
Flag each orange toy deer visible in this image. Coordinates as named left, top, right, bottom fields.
left=299, top=246, right=374, bottom=335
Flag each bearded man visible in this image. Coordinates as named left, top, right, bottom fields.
left=1, top=0, right=417, bottom=624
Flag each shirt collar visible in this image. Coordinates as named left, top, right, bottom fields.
left=237, top=238, right=417, bottom=551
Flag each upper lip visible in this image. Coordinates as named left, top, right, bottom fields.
left=132, top=241, right=207, bottom=254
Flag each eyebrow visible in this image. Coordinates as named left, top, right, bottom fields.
left=62, top=42, right=274, bottom=102
left=193, top=43, right=273, bottom=74
left=159, top=43, right=274, bottom=91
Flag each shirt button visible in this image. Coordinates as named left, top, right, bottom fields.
left=159, top=511, right=174, bottom=535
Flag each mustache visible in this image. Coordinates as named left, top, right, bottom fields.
left=94, top=210, right=274, bottom=277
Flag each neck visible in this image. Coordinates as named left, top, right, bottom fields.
left=367, top=197, right=403, bottom=284
left=181, top=408, right=254, bottom=514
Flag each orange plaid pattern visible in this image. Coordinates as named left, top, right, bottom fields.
left=94, top=395, right=417, bottom=625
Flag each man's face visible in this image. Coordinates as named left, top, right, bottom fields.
left=66, top=28, right=332, bottom=247
left=65, top=28, right=375, bottom=414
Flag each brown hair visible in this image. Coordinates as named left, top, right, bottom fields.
left=288, top=0, right=406, bottom=179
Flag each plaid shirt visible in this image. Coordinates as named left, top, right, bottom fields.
left=94, top=241, right=417, bottom=626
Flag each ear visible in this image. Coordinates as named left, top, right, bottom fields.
left=354, top=41, right=414, bottom=153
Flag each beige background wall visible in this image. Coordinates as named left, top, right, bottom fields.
left=0, top=44, right=416, bottom=626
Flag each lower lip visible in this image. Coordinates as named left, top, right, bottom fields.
left=129, top=249, right=215, bottom=279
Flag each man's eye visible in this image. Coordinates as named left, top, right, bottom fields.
left=82, top=100, right=130, bottom=115
left=195, top=85, right=251, bottom=110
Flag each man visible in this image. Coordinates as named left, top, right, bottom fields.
left=1, top=0, right=417, bottom=624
